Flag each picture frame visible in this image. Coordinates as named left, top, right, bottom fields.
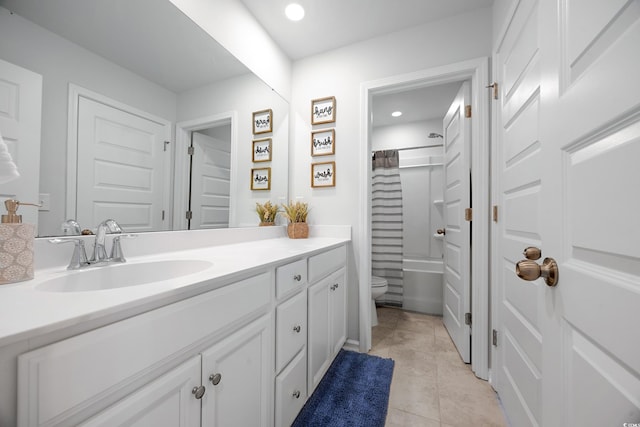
left=311, top=161, right=336, bottom=188
left=311, top=129, right=335, bottom=156
left=252, top=138, right=272, bottom=162
left=251, top=167, right=271, bottom=190
left=311, top=96, right=336, bottom=125
left=252, top=109, right=273, bottom=134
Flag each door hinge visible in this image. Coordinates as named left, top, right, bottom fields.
left=186, top=210, right=193, bottom=220
left=162, top=210, right=165, bottom=221
left=164, top=140, right=171, bottom=152
left=187, top=146, right=195, bottom=156
left=492, top=329, right=498, bottom=346
left=465, top=312, right=472, bottom=325
left=465, top=208, right=473, bottom=221
left=486, top=82, right=499, bottom=100
left=493, top=205, right=498, bottom=223
left=465, top=105, right=472, bottom=118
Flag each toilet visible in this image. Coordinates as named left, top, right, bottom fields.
left=371, top=276, right=389, bottom=327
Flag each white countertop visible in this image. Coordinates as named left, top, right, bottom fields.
left=0, top=235, right=349, bottom=348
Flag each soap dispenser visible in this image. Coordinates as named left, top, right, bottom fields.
left=0, top=199, right=38, bottom=285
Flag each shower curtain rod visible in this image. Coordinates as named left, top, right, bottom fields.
left=371, top=143, right=443, bottom=154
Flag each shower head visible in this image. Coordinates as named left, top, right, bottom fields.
left=428, top=133, right=443, bottom=139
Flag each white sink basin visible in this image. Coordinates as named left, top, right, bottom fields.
left=36, top=260, right=214, bottom=292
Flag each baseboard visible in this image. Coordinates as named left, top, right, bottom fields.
left=342, top=339, right=360, bottom=352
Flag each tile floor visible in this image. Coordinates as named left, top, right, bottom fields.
left=369, top=307, right=508, bottom=427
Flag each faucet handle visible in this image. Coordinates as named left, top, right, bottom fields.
left=110, top=234, right=136, bottom=263
left=49, top=238, right=89, bottom=270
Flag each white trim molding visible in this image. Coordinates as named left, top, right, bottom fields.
left=174, top=112, right=238, bottom=230
left=359, top=57, right=491, bottom=379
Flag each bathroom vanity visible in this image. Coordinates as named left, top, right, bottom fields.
left=0, top=226, right=350, bottom=427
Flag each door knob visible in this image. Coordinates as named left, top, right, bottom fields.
left=436, top=228, right=446, bottom=235
left=523, top=247, right=542, bottom=260
left=515, top=257, right=558, bottom=287
left=209, top=373, right=222, bottom=385
left=192, top=385, right=206, bottom=399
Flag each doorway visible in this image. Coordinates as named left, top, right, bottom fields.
left=174, top=112, right=238, bottom=230
left=359, top=58, right=491, bottom=379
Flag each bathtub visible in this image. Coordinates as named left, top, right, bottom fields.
left=402, top=259, right=443, bottom=315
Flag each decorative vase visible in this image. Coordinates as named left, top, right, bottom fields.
left=259, top=221, right=275, bottom=226
left=287, top=222, right=309, bottom=239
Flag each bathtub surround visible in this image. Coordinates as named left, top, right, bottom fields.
left=371, top=150, right=404, bottom=306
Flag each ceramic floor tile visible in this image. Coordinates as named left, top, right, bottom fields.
left=385, top=408, right=441, bottom=427
left=388, top=366, right=440, bottom=421
left=371, top=308, right=508, bottom=427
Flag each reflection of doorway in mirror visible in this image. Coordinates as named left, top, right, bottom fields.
left=189, top=126, right=231, bottom=230
left=0, top=59, right=42, bottom=231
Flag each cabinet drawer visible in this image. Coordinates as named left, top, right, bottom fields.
left=275, top=349, right=307, bottom=427
left=18, top=272, right=271, bottom=427
left=308, top=245, right=346, bottom=283
left=275, top=258, right=307, bottom=299
left=275, top=290, right=307, bottom=373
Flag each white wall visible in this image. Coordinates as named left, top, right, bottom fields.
left=372, top=119, right=443, bottom=151
left=290, top=7, right=493, bottom=342
left=169, top=0, right=292, bottom=101
left=177, top=73, right=289, bottom=227
left=0, top=8, right=177, bottom=236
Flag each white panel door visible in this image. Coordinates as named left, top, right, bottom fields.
left=307, top=277, right=330, bottom=395
left=442, top=81, right=472, bottom=363
left=494, top=1, right=640, bottom=425
left=493, top=0, right=544, bottom=424
left=76, top=96, right=169, bottom=232
left=190, top=132, right=230, bottom=229
left=538, top=0, right=640, bottom=425
left=0, top=59, right=42, bottom=228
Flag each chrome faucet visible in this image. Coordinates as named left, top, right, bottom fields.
left=50, top=219, right=135, bottom=270
left=61, top=219, right=81, bottom=235
left=91, top=219, right=123, bottom=263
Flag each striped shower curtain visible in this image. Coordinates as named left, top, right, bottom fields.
left=371, top=150, right=403, bottom=307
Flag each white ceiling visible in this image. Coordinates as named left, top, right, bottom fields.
left=372, top=81, right=463, bottom=128
left=239, top=0, right=494, bottom=60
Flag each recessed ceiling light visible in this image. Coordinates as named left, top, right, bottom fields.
left=285, top=3, right=305, bottom=21
left=391, top=111, right=402, bottom=117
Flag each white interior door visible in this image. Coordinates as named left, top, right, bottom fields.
left=494, top=1, right=640, bottom=425
left=76, top=95, right=169, bottom=232
left=190, top=131, right=230, bottom=229
left=0, top=59, right=42, bottom=228
left=442, top=81, right=472, bottom=364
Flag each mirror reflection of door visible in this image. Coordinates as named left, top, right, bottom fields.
left=188, top=123, right=231, bottom=230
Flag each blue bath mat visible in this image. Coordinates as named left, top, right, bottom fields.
left=291, top=349, right=394, bottom=427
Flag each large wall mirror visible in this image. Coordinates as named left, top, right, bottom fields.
left=0, top=0, right=289, bottom=237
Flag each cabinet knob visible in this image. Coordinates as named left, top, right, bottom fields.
left=293, top=325, right=301, bottom=333
left=292, top=390, right=301, bottom=399
left=209, top=373, right=222, bottom=386
left=192, top=385, right=206, bottom=399
left=293, top=274, right=302, bottom=282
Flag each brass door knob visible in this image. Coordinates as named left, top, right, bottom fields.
left=436, top=228, right=446, bottom=235
left=523, top=247, right=542, bottom=260
left=515, top=257, right=558, bottom=287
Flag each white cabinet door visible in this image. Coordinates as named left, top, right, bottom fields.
left=80, top=356, right=201, bottom=427
left=201, top=315, right=272, bottom=427
left=307, top=268, right=347, bottom=395
left=307, top=276, right=331, bottom=395
left=329, top=269, right=347, bottom=356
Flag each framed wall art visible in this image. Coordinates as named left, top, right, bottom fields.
left=252, top=138, right=272, bottom=162
left=251, top=167, right=271, bottom=190
left=252, top=109, right=273, bottom=134
left=311, top=161, right=336, bottom=188
left=311, top=96, right=336, bottom=125
left=311, top=129, right=335, bottom=156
